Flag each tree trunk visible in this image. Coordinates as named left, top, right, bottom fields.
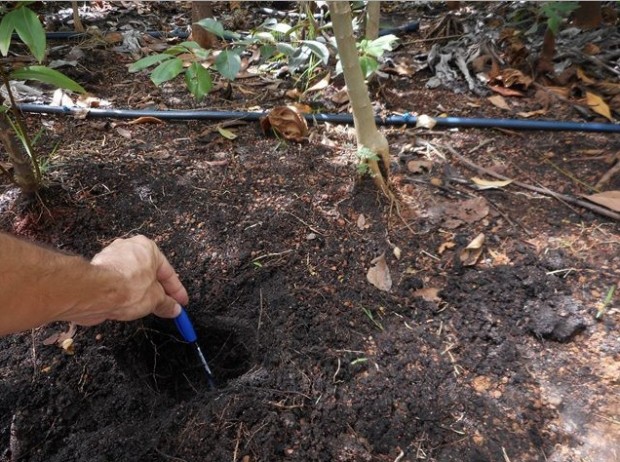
left=365, top=2, right=380, bottom=40
left=0, top=113, right=39, bottom=192
left=191, top=2, right=217, bottom=49
left=574, top=1, right=602, bottom=29
left=328, top=1, right=390, bottom=195
left=71, top=1, right=85, bottom=33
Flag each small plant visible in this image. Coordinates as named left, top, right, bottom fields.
left=336, top=34, right=398, bottom=79
left=356, top=146, right=380, bottom=175
left=361, top=306, right=384, bottom=331
left=539, top=1, right=580, bottom=34
left=131, top=10, right=394, bottom=101
left=0, top=2, right=85, bottom=192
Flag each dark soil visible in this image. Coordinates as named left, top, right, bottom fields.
left=1, top=3, right=619, bottom=462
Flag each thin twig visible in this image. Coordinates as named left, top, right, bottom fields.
left=543, top=158, right=599, bottom=193
left=404, top=33, right=464, bottom=45
left=232, top=423, right=243, bottom=462
left=282, top=211, right=327, bottom=235
left=442, top=143, right=620, bottom=221
left=154, top=448, right=189, bottom=462
left=257, top=288, right=264, bottom=342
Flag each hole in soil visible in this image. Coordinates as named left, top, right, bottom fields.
left=119, top=317, right=254, bottom=400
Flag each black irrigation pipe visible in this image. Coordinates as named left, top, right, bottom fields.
left=24, top=20, right=420, bottom=41
left=16, top=104, right=620, bottom=133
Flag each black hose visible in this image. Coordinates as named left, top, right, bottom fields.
left=16, top=104, right=620, bottom=133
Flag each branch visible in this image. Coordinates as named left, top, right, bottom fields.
left=441, top=142, right=620, bottom=221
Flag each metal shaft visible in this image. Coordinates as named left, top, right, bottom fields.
left=193, top=343, right=216, bottom=389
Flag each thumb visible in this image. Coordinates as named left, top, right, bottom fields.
left=153, top=298, right=182, bottom=319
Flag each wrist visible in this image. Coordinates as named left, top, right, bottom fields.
left=54, top=261, right=131, bottom=325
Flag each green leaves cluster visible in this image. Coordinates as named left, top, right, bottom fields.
left=130, top=19, right=242, bottom=101
left=540, top=1, right=579, bottom=34
left=0, top=2, right=85, bottom=93
left=131, top=14, right=397, bottom=100
left=336, top=34, right=398, bottom=79
left=356, top=146, right=380, bottom=175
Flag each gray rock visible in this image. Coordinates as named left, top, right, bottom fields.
left=526, top=296, right=588, bottom=342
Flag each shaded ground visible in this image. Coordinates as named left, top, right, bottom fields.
left=1, top=3, right=619, bottom=462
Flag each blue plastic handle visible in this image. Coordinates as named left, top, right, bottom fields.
left=174, top=307, right=197, bottom=343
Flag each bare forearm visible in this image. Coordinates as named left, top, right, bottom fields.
left=0, top=232, right=126, bottom=335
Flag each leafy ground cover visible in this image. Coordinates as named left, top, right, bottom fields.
left=0, top=3, right=618, bottom=461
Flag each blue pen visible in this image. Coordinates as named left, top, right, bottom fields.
left=174, top=307, right=216, bottom=389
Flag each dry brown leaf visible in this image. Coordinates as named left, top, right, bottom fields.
left=459, top=233, right=485, bottom=266
left=304, top=73, right=330, bottom=93
left=407, top=160, right=433, bottom=174
left=127, top=116, right=164, bottom=125
left=366, top=254, right=392, bottom=292
left=488, top=248, right=511, bottom=265
left=489, top=85, right=524, bottom=97
left=331, top=88, right=350, bottom=105
left=546, top=86, right=570, bottom=98
left=115, top=127, right=132, bottom=139
left=285, top=88, right=302, bottom=99
left=585, top=91, right=612, bottom=120
left=441, top=197, right=489, bottom=229
left=501, top=68, right=533, bottom=89
left=454, top=197, right=489, bottom=224
left=437, top=241, right=456, bottom=255
left=488, top=94, right=510, bottom=110
left=517, top=109, right=548, bottom=118
left=582, top=43, right=601, bottom=55
left=412, top=287, right=441, bottom=302
left=43, top=323, right=77, bottom=347
left=289, top=102, right=312, bottom=114
left=471, top=177, right=513, bottom=190
left=415, top=114, right=437, bottom=129
left=260, top=106, right=308, bottom=142
left=577, top=68, right=595, bottom=85
left=582, top=190, right=620, bottom=212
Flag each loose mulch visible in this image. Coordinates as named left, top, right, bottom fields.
left=1, top=3, right=618, bottom=462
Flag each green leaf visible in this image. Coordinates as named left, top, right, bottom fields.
left=129, top=54, right=173, bottom=72
left=252, top=31, right=276, bottom=44
left=0, top=9, right=16, bottom=57
left=214, top=50, right=241, bottom=81
left=289, top=46, right=312, bottom=72
left=150, top=58, right=184, bottom=86
left=263, top=21, right=292, bottom=35
left=217, top=126, right=237, bottom=140
left=10, top=65, right=86, bottom=93
left=194, top=18, right=225, bottom=38
left=276, top=42, right=296, bottom=57
left=362, top=34, right=398, bottom=58
left=178, top=41, right=202, bottom=50
left=185, top=62, right=212, bottom=101
left=12, top=6, right=46, bottom=62
left=260, top=44, right=276, bottom=59
left=301, top=40, right=330, bottom=65
left=359, top=56, right=379, bottom=79
left=192, top=47, right=211, bottom=60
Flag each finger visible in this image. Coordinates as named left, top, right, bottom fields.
left=153, top=296, right=182, bottom=319
left=154, top=252, right=189, bottom=305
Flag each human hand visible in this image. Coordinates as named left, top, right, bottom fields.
left=82, top=235, right=189, bottom=325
